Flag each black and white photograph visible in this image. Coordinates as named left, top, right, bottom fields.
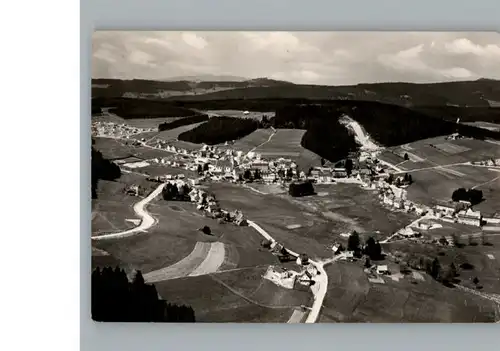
left=91, top=31, right=500, bottom=323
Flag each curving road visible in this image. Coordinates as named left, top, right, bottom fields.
left=247, top=220, right=337, bottom=323
left=91, top=183, right=166, bottom=241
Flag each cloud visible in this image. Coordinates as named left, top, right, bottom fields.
left=92, top=31, right=500, bottom=84
left=181, top=32, right=208, bottom=50
left=445, top=38, right=500, bottom=57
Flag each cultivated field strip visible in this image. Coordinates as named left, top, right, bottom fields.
left=189, top=242, right=226, bottom=277
left=287, top=309, right=307, bottom=323
left=144, top=241, right=227, bottom=282
left=144, top=242, right=211, bottom=283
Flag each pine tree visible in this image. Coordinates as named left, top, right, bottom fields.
left=347, top=231, right=361, bottom=252
left=431, top=258, right=441, bottom=280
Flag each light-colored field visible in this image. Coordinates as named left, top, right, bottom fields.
left=434, top=142, right=471, bottom=154
left=226, top=129, right=275, bottom=153
left=189, top=242, right=226, bottom=277
left=152, top=121, right=207, bottom=142
left=204, top=110, right=275, bottom=120
left=154, top=265, right=311, bottom=322
left=321, top=262, right=496, bottom=323
left=250, top=129, right=322, bottom=170
left=123, top=161, right=150, bottom=169
left=287, top=309, right=307, bottom=323
left=464, top=121, right=500, bottom=131
left=254, top=129, right=304, bottom=155
left=144, top=241, right=212, bottom=282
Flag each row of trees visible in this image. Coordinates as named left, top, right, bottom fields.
left=92, top=267, right=195, bottom=322
left=387, top=173, right=413, bottom=185
left=347, top=232, right=383, bottom=260
left=162, top=182, right=192, bottom=201
left=91, top=146, right=121, bottom=199
left=451, top=188, right=483, bottom=205
left=178, top=116, right=260, bottom=145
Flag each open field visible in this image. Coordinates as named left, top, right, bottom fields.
left=94, top=191, right=280, bottom=274
left=319, top=260, right=496, bottom=323
left=300, top=183, right=417, bottom=241
left=207, top=182, right=335, bottom=259
left=252, top=129, right=322, bottom=170
left=93, top=114, right=188, bottom=128
left=92, top=173, right=160, bottom=235
left=254, top=129, right=304, bottom=157
left=405, top=164, right=500, bottom=213
left=207, top=182, right=415, bottom=258
left=93, top=137, right=135, bottom=160
left=147, top=122, right=208, bottom=143
left=154, top=266, right=308, bottom=322
left=389, top=136, right=500, bottom=167
left=204, top=110, right=275, bottom=120
left=385, top=236, right=500, bottom=295
left=463, top=121, right=500, bottom=132
left=223, top=129, right=275, bottom=153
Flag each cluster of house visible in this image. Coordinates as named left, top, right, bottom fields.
left=470, top=158, right=500, bottom=167
left=445, top=133, right=467, bottom=141
left=186, top=187, right=248, bottom=226
left=91, top=121, right=155, bottom=139
left=377, top=181, right=426, bottom=214
left=433, top=201, right=484, bottom=227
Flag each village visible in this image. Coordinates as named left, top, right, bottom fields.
left=93, top=120, right=500, bottom=237
left=93, top=119, right=500, bottom=289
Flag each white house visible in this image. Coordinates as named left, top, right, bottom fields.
left=209, top=164, right=223, bottom=174
left=457, top=208, right=482, bottom=226
left=263, top=173, right=277, bottom=183
left=345, top=251, right=354, bottom=259
left=436, top=204, right=455, bottom=216
left=376, top=265, right=389, bottom=275
left=483, top=215, right=500, bottom=225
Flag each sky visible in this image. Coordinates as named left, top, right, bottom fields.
left=92, top=31, right=500, bottom=85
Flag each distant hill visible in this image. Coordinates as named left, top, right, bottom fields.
left=166, top=79, right=500, bottom=108
left=162, top=74, right=248, bottom=82
left=91, top=77, right=295, bottom=98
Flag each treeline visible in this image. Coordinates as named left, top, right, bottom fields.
left=272, top=101, right=500, bottom=157
left=178, top=116, right=259, bottom=145
left=91, top=146, right=121, bottom=199
left=170, top=98, right=310, bottom=113
left=92, top=267, right=195, bottom=322
left=158, top=114, right=209, bottom=132
left=272, top=104, right=359, bottom=161
left=91, top=97, right=201, bottom=119
left=167, top=79, right=500, bottom=107
left=302, top=118, right=358, bottom=162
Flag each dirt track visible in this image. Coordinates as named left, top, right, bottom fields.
left=91, top=183, right=166, bottom=241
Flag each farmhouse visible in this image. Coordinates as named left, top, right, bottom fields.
left=456, top=208, right=482, bottom=227
left=251, top=160, right=270, bottom=172
left=262, top=173, right=277, bottom=183
left=436, top=203, right=455, bottom=217
left=333, top=168, right=347, bottom=178
left=376, top=265, right=390, bottom=275
left=483, top=213, right=500, bottom=225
